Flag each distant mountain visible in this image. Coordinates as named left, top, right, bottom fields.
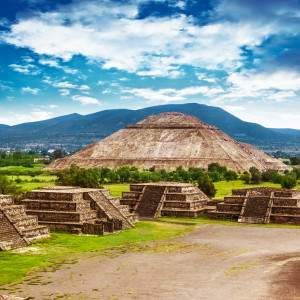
left=0, top=103, right=298, bottom=152
left=270, top=128, right=300, bottom=137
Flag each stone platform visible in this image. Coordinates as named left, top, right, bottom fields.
left=207, top=187, right=300, bottom=224
left=22, top=186, right=138, bottom=235
left=120, top=182, right=210, bottom=218
left=0, top=195, right=50, bottom=251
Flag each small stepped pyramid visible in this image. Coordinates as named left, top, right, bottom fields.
left=121, top=182, right=210, bottom=218
left=207, top=187, right=300, bottom=224
left=22, top=187, right=137, bottom=235
left=0, top=195, right=49, bottom=251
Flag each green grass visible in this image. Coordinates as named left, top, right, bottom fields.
left=7, top=175, right=57, bottom=193
left=0, top=164, right=46, bottom=172
left=103, top=184, right=130, bottom=197
left=214, top=180, right=282, bottom=199
left=0, top=221, right=193, bottom=286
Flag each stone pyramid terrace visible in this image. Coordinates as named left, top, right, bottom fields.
left=120, top=182, right=210, bottom=218
left=22, top=186, right=138, bottom=235
left=0, top=195, right=50, bottom=251
left=45, top=112, right=290, bottom=173
left=207, top=187, right=300, bottom=224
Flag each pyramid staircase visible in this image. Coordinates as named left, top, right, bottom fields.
left=0, top=195, right=50, bottom=251
left=22, top=187, right=137, bottom=235
left=207, top=187, right=300, bottom=224
left=121, top=182, right=210, bottom=218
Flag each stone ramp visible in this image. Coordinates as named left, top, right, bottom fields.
left=238, top=194, right=273, bottom=224
left=0, top=195, right=49, bottom=251
left=136, top=186, right=166, bottom=218
left=86, top=190, right=133, bottom=229
left=0, top=210, right=28, bottom=251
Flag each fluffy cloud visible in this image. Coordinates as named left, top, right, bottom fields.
left=72, top=95, right=101, bottom=105
left=9, top=63, right=41, bottom=75
left=38, top=58, right=78, bottom=74
left=1, top=0, right=285, bottom=77
left=123, top=86, right=224, bottom=102
left=22, top=86, right=40, bottom=94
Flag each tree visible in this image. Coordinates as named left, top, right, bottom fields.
left=53, top=149, right=64, bottom=160
left=240, top=173, right=250, bottom=184
left=197, top=175, right=216, bottom=198
left=0, top=175, right=22, bottom=196
left=249, top=167, right=262, bottom=184
left=290, top=156, right=300, bottom=165
left=281, top=174, right=297, bottom=189
left=56, top=164, right=103, bottom=188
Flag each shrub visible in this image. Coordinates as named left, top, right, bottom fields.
left=197, top=175, right=216, bottom=198
left=281, top=174, right=297, bottom=189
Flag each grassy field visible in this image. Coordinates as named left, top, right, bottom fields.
left=0, top=164, right=46, bottom=173
left=0, top=221, right=193, bottom=286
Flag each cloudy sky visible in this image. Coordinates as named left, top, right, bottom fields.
left=0, top=0, right=300, bottom=129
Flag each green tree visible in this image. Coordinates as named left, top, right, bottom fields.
left=0, top=175, right=22, bottom=196
left=290, top=156, right=300, bottom=165
left=197, top=175, right=216, bottom=198
left=281, top=174, right=297, bottom=189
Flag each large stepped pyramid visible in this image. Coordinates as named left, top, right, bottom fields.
left=22, top=186, right=138, bottom=235
left=0, top=195, right=50, bottom=251
left=207, top=187, right=300, bottom=224
left=121, top=182, right=210, bottom=218
left=45, top=112, right=290, bottom=172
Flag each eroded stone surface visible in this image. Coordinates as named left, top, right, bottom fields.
left=44, top=112, right=289, bottom=172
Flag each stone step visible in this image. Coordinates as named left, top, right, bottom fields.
left=161, top=208, right=205, bottom=218
left=26, top=210, right=97, bottom=223
left=21, top=225, right=49, bottom=239
left=2, top=205, right=26, bottom=218
left=22, top=199, right=91, bottom=212
left=26, top=191, right=84, bottom=202
left=0, top=196, right=14, bottom=207
left=10, top=214, right=38, bottom=230
left=163, top=200, right=205, bottom=209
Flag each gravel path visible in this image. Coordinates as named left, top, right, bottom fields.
left=2, top=224, right=300, bottom=300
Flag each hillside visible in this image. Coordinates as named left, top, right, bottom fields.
left=0, top=103, right=299, bottom=152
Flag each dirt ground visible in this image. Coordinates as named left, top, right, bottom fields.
left=3, top=223, right=300, bottom=300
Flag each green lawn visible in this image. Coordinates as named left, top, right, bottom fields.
left=0, top=221, right=193, bottom=286
left=0, top=164, right=46, bottom=173
left=8, top=175, right=57, bottom=193
left=103, top=184, right=130, bottom=197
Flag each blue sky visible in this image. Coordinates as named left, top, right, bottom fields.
left=0, top=0, right=300, bottom=129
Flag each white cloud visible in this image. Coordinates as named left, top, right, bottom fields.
left=52, top=81, right=77, bottom=89
left=49, top=104, right=58, bottom=109
left=38, top=58, right=78, bottom=74
left=9, top=63, right=41, bottom=75
left=123, top=85, right=224, bottom=102
left=78, top=84, right=90, bottom=90
left=1, top=0, right=280, bottom=77
left=22, top=86, right=40, bottom=94
left=72, top=95, right=101, bottom=105
left=59, top=89, right=70, bottom=96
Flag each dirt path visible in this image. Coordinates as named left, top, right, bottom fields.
left=3, top=224, right=300, bottom=300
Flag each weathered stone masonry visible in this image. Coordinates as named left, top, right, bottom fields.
left=207, top=187, right=300, bottom=224
left=22, top=186, right=138, bottom=235
left=120, top=182, right=210, bottom=218
left=0, top=195, right=49, bottom=251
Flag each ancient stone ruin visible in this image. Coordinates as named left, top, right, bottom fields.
left=120, top=182, right=210, bottom=218
left=22, top=186, right=138, bottom=235
left=45, top=112, right=289, bottom=173
left=207, top=187, right=300, bottom=224
left=0, top=195, right=50, bottom=251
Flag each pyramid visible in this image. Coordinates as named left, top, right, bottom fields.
left=45, top=112, right=290, bottom=172
left=207, top=187, right=300, bottom=224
